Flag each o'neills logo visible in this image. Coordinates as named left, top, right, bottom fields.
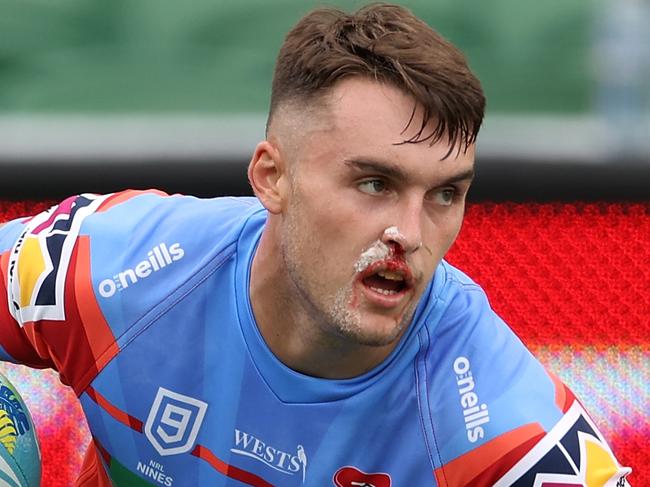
left=98, top=243, right=184, bottom=298
left=453, top=356, right=490, bottom=443
left=231, top=429, right=307, bottom=483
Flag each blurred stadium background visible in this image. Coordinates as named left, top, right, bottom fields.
left=0, top=0, right=648, bottom=485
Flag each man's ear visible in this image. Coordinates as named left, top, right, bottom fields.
left=247, top=140, right=288, bottom=214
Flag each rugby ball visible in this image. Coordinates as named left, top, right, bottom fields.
left=0, top=372, right=40, bottom=487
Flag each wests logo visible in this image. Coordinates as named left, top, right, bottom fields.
left=230, top=429, right=307, bottom=482
left=333, top=467, right=391, bottom=487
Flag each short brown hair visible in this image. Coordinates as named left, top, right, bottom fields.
left=268, top=3, right=486, bottom=155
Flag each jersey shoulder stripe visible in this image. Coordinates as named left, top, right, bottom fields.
left=7, top=193, right=111, bottom=325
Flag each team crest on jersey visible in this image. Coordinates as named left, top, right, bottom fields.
left=7, top=194, right=109, bottom=325
left=493, top=402, right=631, bottom=487
left=144, top=387, right=208, bottom=457
left=333, top=466, right=392, bottom=487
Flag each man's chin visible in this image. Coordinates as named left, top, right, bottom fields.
left=325, top=283, right=416, bottom=347
left=339, top=309, right=413, bottom=348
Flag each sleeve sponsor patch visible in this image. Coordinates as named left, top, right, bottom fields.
left=7, top=194, right=110, bottom=325
left=493, top=401, right=632, bottom=487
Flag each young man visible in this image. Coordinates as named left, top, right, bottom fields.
left=0, top=4, right=631, bottom=486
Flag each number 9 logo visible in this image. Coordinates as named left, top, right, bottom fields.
left=144, top=387, right=208, bottom=456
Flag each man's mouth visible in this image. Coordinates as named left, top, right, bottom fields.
left=356, top=260, right=414, bottom=305
left=362, top=269, right=408, bottom=295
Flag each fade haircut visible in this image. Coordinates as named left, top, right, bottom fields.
left=268, top=3, right=486, bottom=156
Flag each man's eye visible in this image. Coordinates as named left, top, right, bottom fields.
left=358, top=179, right=387, bottom=195
left=433, top=188, right=456, bottom=206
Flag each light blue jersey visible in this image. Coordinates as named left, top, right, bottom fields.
left=0, top=190, right=630, bottom=486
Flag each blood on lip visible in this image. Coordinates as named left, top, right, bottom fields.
left=366, top=258, right=409, bottom=276
left=359, top=258, right=413, bottom=292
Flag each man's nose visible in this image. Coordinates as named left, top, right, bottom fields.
left=380, top=201, right=423, bottom=254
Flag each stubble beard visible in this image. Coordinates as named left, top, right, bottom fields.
left=282, top=218, right=415, bottom=348
left=328, top=284, right=415, bottom=347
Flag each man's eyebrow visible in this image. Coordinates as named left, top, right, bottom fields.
left=344, top=158, right=475, bottom=186
left=443, top=168, right=475, bottom=185
left=344, top=158, right=408, bottom=181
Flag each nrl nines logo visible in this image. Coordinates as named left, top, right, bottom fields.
left=231, top=429, right=308, bottom=483
left=97, top=242, right=184, bottom=298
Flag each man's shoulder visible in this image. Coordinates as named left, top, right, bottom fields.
left=424, top=260, right=493, bottom=334
left=418, top=262, right=631, bottom=486
left=423, top=261, right=549, bottom=411
left=2, top=190, right=265, bottom=327
left=89, top=190, right=263, bottom=226
left=82, top=191, right=264, bottom=251
left=82, top=191, right=264, bottom=311
left=415, top=261, right=557, bottom=467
